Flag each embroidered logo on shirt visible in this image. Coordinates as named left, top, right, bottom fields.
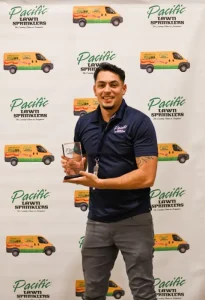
left=114, top=125, right=127, bottom=133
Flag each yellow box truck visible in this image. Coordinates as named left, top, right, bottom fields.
left=158, top=143, right=189, bottom=163
left=4, top=144, right=54, bottom=166
left=73, top=6, right=123, bottom=27
left=154, top=233, right=189, bottom=253
left=4, top=52, right=54, bottom=74
left=6, top=235, right=56, bottom=257
left=140, top=51, right=190, bottom=73
left=76, top=280, right=125, bottom=299
left=74, top=98, right=99, bottom=116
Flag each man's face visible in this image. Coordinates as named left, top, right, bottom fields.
left=93, top=71, right=127, bottom=110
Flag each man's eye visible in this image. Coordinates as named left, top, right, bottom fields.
left=98, top=85, right=104, bottom=88
left=111, top=84, right=118, bottom=87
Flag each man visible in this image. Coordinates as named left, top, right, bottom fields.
left=61, top=63, right=158, bottom=300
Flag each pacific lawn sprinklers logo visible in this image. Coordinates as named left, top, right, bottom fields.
left=13, top=279, right=51, bottom=299
left=77, top=51, right=116, bottom=74
left=148, top=96, right=186, bottom=121
left=9, top=5, right=48, bottom=29
left=155, top=277, right=186, bottom=299
left=10, top=97, right=49, bottom=121
left=147, top=5, right=186, bottom=28
left=12, top=189, right=49, bottom=212
left=151, top=187, right=185, bottom=211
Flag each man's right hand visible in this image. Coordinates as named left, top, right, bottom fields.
left=61, top=155, right=86, bottom=175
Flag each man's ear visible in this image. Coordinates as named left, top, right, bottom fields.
left=93, top=84, right=96, bottom=96
left=122, top=84, right=127, bottom=95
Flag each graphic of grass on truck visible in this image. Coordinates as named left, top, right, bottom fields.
left=76, top=280, right=125, bottom=299
left=6, top=235, right=56, bottom=257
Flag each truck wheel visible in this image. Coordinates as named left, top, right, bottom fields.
left=178, top=156, right=186, bottom=163
left=45, top=248, right=53, bottom=256
left=80, top=204, right=88, bottom=212
left=179, top=64, right=187, bottom=72
left=79, top=19, right=86, bottom=27
left=112, top=18, right=120, bottom=26
left=43, top=157, right=51, bottom=165
left=9, top=66, right=17, bottom=74
left=178, top=246, right=186, bottom=253
left=114, top=292, right=122, bottom=299
left=12, top=249, right=20, bottom=257
left=80, top=111, right=86, bottom=117
left=42, top=65, right=51, bottom=73
left=10, top=158, right=18, bottom=166
left=146, top=65, right=154, bottom=73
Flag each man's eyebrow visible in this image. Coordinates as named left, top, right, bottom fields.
left=97, top=80, right=119, bottom=84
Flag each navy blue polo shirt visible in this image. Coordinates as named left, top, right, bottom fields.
left=74, top=99, right=158, bottom=222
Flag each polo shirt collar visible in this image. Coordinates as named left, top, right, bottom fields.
left=91, top=99, right=127, bottom=123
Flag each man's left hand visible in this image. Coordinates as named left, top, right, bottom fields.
left=63, top=171, right=102, bottom=188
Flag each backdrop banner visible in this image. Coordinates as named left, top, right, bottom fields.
left=0, top=0, right=204, bottom=299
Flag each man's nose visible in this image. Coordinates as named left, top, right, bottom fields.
left=104, top=84, right=111, bottom=92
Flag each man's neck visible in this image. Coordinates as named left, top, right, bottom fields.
left=101, top=109, right=115, bottom=122
left=100, top=102, right=122, bottom=122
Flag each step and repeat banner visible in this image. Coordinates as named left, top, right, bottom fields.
left=0, top=0, right=205, bottom=299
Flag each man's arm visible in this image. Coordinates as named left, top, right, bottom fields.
left=65, top=155, right=158, bottom=188
left=97, top=156, right=158, bottom=190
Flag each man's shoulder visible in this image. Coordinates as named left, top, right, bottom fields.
left=125, top=105, right=150, bottom=123
left=76, top=110, right=97, bottom=125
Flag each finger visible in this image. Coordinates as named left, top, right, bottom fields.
left=64, top=177, right=83, bottom=183
left=79, top=171, right=91, bottom=177
left=61, top=155, right=70, bottom=161
left=82, top=157, right=86, bottom=163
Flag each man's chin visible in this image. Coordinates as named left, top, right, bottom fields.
left=102, top=104, right=115, bottom=110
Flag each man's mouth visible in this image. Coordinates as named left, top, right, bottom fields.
left=103, top=96, right=114, bottom=100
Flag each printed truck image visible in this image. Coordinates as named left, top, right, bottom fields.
left=6, top=235, right=56, bottom=257
left=76, top=280, right=125, bottom=299
left=74, top=98, right=99, bottom=116
left=4, top=52, right=54, bottom=74
left=73, top=6, right=123, bottom=27
left=154, top=233, right=189, bottom=254
left=75, top=190, right=89, bottom=211
left=158, top=143, right=189, bottom=163
left=4, top=144, right=55, bottom=166
left=140, top=52, right=190, bottom=73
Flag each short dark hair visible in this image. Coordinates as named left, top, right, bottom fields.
left=94, top=62, right=125, bottom=82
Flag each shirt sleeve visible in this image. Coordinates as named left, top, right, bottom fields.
left=74, top=118, right=86, bottom=155
left=133, top=116, right=158, bottom=157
